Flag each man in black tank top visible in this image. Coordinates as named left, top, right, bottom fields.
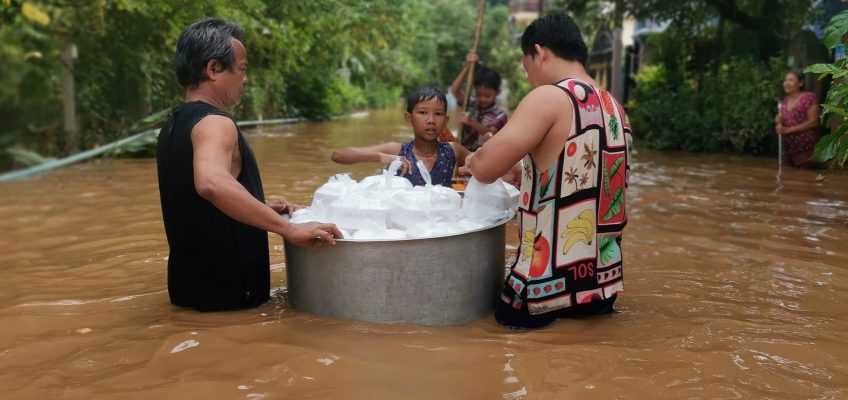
left=157, top=18, right=342, bottom=311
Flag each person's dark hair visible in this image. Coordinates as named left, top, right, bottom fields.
left=521, top=13, right=588, bottom=65
left=406, top=86, right=447, bottom=113
left=175, top=17, right=245, bottom=88
left=787, top=69, right=805, bottom=85
left=474, top=66, right=501, bottom=90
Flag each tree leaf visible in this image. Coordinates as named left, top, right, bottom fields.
left=812, top=131, right=844, bottom=162
left=821, top=103, right=848, bottom=118
left=602, top=186, right=623, bottom=221
left=6, top=147, right=53, bottom=166
left=824, top=10, right=848, bottom=49
left=837, top=135, right=848, bottom=167
left=825, top=83, right=848, bottom=108
left=805, top=63, right=840, bottom=75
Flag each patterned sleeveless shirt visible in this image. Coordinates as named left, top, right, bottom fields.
left=500, top=78, right=629, bottom=316
left=397, top=141, right=456, bottom=187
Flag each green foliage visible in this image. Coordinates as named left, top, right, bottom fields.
left=807, top=10, right=848, bottom=167
left=824, top=8, right=848, bottom=49
left=3, top=0, right=516, bottom=160
left=550, top=0, right=817, bottom=63
left=486, top=5, right=531, bottom=109
left=628, top=57, right=785, bottom=153
left=6, top=147, right=55, bottom=167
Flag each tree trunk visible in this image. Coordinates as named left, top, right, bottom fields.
left=712, top=15, right=724, bottom=75
left=756, top=0, right=781, bottom=62
left=611, top=0, right=625, bottom=100
left=61, top=41, right=79, bottom=154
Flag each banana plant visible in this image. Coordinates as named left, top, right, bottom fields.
left=806, top=10, right=848, bottom=167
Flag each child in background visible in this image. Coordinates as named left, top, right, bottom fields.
left=451, top=51, right=509, bottom=151
left=332, top=87, right=470, bottom=188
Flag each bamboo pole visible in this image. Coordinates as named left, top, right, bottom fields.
left=462, top=0, right=488, bottom=113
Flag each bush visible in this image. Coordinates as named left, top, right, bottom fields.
left=628, top=58, right=785, bottom=154
left=806, top=10, right=848, bottom=168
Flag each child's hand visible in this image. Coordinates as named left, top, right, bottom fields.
left=459, top=112, right=471, bottom=125
left=379, top=153, right=411, bottom=176
left=466, top=51, right=479, bottom=63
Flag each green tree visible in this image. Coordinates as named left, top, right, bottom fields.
left=550, top=0, right=816, bottom=64
left=806, top=10, right=848, bottom=167
left=0, top=0, right=525, bottom=168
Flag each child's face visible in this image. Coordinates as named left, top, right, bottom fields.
left=405, top=98, right=448, bottom=141
left=475, top=86, right=499, bottom=109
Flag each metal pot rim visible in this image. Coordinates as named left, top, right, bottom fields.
left=335, top=216, right=510, bottom=243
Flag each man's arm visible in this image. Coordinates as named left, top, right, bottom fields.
left=192, top=115, right=341, bottom=245
left=468, top=86, right=568, bottom=183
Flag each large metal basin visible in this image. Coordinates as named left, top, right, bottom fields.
left=284, top=220, right=507, bottom=326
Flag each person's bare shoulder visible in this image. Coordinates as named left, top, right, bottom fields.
left=192, top=114, right=238, bottom=144
left=509, top=85, right=570, bottom=127
left=524, top=84, right=569, bottom=106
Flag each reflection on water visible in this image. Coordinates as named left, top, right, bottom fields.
left=0, top=108, right=846, bottom=399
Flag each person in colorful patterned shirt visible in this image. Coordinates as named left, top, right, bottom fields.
left=467, top=13, right=629, bottom=329
left=331, top=87, right=471, bottom=187
left=775, top=70, right=821, bottom=168
left=451, top=52, right=509, bottom=151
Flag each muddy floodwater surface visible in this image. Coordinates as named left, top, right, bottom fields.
left=0, top=108, right=846, bottom=399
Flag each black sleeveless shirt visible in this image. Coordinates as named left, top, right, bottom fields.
left=156, top=101, right=270, bottom=311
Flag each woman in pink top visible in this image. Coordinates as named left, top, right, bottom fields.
left=775, top=70, right=821, bottom=168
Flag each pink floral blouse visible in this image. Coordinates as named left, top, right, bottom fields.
left=780, top=92, right=819, bottom=155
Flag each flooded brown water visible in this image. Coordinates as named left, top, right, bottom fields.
left=1, top=107, right=846, bottom=399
